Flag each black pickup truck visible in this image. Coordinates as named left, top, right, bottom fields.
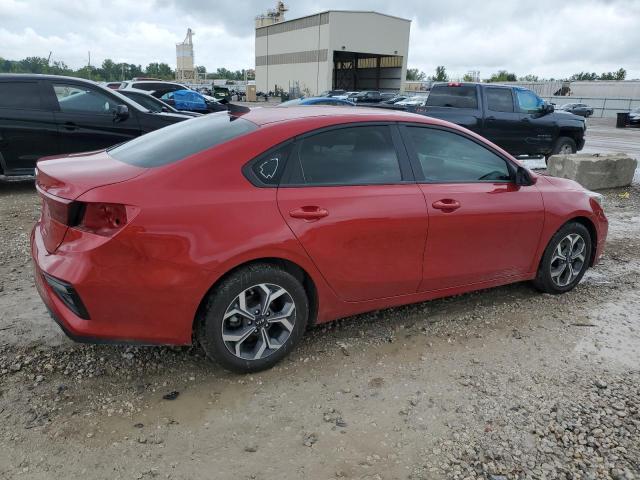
left=414, top=82, right=586, bottom=159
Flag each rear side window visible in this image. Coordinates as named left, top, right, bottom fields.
left=486, top=88, right=514, bottom=112
left=406, top=127, right=511, bottom=183
left=0, top=82, right=42, bottom=109
left=297, top=126, right=401, bottom=185
left=108, top=114, right=257, bottom=167
left=426, top=86, right=478, bottom=109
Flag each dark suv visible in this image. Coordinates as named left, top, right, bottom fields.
left=0, top=74, right=192, bottom=176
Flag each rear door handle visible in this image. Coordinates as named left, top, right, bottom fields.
left=432, top=199, right=461, bottom=211
left=63, top=122, right=77, bottom=131
left=289, top=206, right=329, bottom=220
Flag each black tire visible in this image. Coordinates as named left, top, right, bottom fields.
left=197, top=263, right=308, bottom=373
left=551, top=136, right=577, bottom=156
left=533, top=222, right=592, bottom=294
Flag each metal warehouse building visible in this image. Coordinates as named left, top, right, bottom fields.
left=255, top=10, right=411, bottom=95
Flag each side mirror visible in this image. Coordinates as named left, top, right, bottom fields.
left=113, top=104, right=129, bottom=122
left=161, top=106, right=169, bottom=112
left=515, top=166, right=533, bottom=186
left=541, top=102, right=554, bottom=114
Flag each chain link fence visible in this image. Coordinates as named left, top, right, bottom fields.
left=542, top=96, right=640, bottom=118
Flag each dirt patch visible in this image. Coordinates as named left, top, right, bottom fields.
left=1, top=180, right=639, bottom=480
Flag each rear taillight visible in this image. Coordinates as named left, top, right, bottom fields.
left=41, top=193, right=84, bottom=226
left=75, top=203, right=128, bottom=236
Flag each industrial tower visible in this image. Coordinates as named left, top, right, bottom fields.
left=176, top=28, right=196, bottom=82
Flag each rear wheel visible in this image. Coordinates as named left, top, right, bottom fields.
left=197, top=263, right=308, bottom=373
left=533, top=222, right=592, bottom=294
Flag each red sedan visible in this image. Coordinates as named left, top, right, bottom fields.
left=31, top=107, right=608, bottom=373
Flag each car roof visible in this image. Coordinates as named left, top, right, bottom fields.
left=241, top=106, right=450, bottom=128
left=0, top=73, right=98, bottom=84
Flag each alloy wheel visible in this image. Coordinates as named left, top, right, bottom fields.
left=222, top=283, right=296, bottom=361
left=550, top=233, right=586, bottom=287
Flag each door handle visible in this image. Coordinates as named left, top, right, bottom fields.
left=63, top=122, right=77, bottom=131
left=432, top=199, right=461, bottom=211
left=486, top=116, right=496, bottom=121
left=289, top=206, right=329, bottom=220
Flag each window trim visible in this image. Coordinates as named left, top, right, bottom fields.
left=278, top=122, right=415, bottom=188
left=398, top=123, right=517, bottom=185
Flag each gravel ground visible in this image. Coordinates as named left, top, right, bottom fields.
left=0, top=162, right=639, bottom=477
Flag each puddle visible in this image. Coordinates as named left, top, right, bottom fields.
left=574, top=298, right=640, bottom=369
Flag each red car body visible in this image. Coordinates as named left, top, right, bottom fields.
left=31, top=107, right=608, bottom=346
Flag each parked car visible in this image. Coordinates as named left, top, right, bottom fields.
left=558, top=103, right=594, bottom=117
left=119, top=80, right=225, bottom=105
left=159, top=89, right=227, bottom=114
left=416, top=82, right=587, bottom=159
left=319, top=89, right=347, bottom=98
left=278, top=97, right=355, bottom=106
left=381, top=95, right=408, bottom=104
left=32, top=106, right=607, bottom=373
left=119, top=88, right=202, bottom=117
left=330, top=91, right=357, bottom=101
left=0, top=74, right=192, bottom=176
left=629, top=107, right=640, bottom=126
left=395, top=95, right=429, bottom=107
left=352, top=91, right=383, bottom=103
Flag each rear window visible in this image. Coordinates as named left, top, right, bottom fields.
left=108, top=113, right=257, bottom=167
left=426, top=85, right=478, bottom=109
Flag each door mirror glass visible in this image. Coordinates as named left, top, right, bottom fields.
left=515, top=166, right=533, bottom=186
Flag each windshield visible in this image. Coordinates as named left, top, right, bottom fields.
left=108, top=113, right=257, bottom=167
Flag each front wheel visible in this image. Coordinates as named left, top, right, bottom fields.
left=551, top=136, right=577, bottom=156
left=533, top=222, right=592, bottom=294
left=197, top=263, right=308, bottom=373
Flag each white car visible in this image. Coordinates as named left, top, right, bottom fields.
left=395, top=95, right=429, bottom=107
left=333, top=91, right=358, bottom=101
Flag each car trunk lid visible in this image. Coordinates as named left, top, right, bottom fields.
left=36, top=150, right=145, bottom=253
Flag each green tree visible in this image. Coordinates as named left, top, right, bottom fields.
left=431, top=65, right=448, bottom=82
left=519, top=74, right=539, bottom=82
left=406, top=68, right=426, bottom=81
left=487, top=70, right=517, bottom=82
left=462, top=73, right=475, bottom=82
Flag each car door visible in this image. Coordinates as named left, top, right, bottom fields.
left=277, top=124, right=428, bottom=302
left=0, top=79, right=58, bottom=174
left=47, top=81, right=141, bottom=154
left=400, top=124, right=545, bottom=291
left=481, top=86, right=520, bottom=153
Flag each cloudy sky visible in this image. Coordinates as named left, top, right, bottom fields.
left=1, top=0, right=639, bottom=79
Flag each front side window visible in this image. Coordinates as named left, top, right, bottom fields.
left=406, top=127, right=512, bottom=183
left=0, top=81, right=42, bottom=109
left=53, top=84, right=118, bottom=114
left=297, top=126, right=401, bottom=185
left=515, top=89, right=544, bottom=113
left=108, top=113, right=257, bottom=167
left=486, top=88, right=514, bottom=112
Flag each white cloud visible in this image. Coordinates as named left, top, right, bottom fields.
left=0, top=0, right=638, bottom=79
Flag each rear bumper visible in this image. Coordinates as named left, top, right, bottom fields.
left=31, top=222, right=199, bottom=345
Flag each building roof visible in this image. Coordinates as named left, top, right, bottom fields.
left=255, top=10, right=411, bottom=30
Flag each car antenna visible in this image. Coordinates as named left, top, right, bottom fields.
left=227, top=103, right=251, bottom=118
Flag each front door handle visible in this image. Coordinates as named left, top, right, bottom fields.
left=289, top=206, right=329, bottom=220
left=432, top=199, right=461, bottom=211
left=63, top=122, right=77, bottom=131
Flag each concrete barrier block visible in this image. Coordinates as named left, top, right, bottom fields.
left=547, top=153, right=638, bottom=190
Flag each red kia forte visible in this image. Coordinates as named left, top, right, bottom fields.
left=31, top=107, right=608, bottom=373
